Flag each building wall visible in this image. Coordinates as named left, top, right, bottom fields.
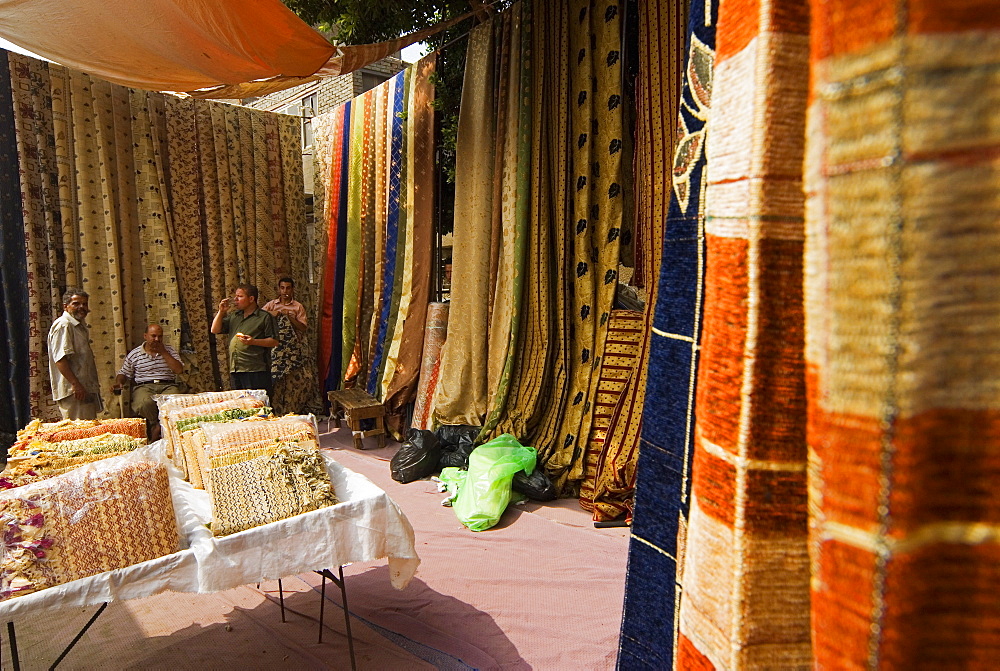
left=239, top=57, right=407, bottom=197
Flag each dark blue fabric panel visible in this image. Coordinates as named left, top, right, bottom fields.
left=618, top=538, right=679, bottom=670
left=0, top=49, right=31, bottom=453
left=618, top=0, right=718, bottom=666
left=651, top=237, right=701, bottom=338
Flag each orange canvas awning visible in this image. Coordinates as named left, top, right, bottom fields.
left=186, top=9, right=480, bottom=99
left=0, top=0, right=335, bottom=92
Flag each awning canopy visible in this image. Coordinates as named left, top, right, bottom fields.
left=0, top=0, right=477, bottom=98
left=0, top=0, right=335, bottom=92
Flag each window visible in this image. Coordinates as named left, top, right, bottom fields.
left=300, top=93, right=318, bottom=149
left=360, top=71, right=390, bottom=93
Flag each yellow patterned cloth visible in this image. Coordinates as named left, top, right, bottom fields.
left=0, top=453, right=126, bottom=491
left=199, top=416, right=317, bottom=453
left=28, top=433, right=146, bottom=457
left=209, top=442, right=337, bottom=537
left=0, top=458, right=179, bottom=600
left=11, top=418, right=146, bottom=456
left=161, top=397, right=267, bottom=471
left=207, top=430, right=318, bottom=469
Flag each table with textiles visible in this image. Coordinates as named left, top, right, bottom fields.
left=0, top=445, right=420, bottom=667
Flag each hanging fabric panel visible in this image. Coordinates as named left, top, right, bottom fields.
left=3, top=49, right=311, bottom=418
left=617, top=0, right=715, bottom=666
left=312, top=58, right=435, bottom=417
left=579, top=0, right=669, bottom=523
left=0, top=49, right=31, bottom=448
left=130, top=89, right=183, bottom=348
left=673, top=0, right=812, bottom=666
left=10, top=53, right=67, bottom=422
left=272, top=111, right=323, bottom=414
left=481, top=1, right=531, bottom=439
left=440, top=0, right=628, bottom=495
left=543, top=0, right=626, bottom=495
left=806, top=1, right=1000, bottom=667
left=430, top=20, right=498, bottom=426
left=487, top=1, right=569, bottom=448
left=383, top=56, right=436, bottom=416
left=314, top=103, right=348, bottom=390
left=162, top=94, right=216, bottom=393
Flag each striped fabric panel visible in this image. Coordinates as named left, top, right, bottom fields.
left=580, top=310, right=644, bottom=517
left=617, top=0, right=704, bottom=667
left=378, top=68, right=411, bottom=400
left=676, top=0, right=812, bottom=667
left=806, top=1, right=1000, bottom=667
left=384, top=55, right=436, bottom=414
left=368, top=70, right=406, bottom=395
left=315, top=103, right=347, bottom=388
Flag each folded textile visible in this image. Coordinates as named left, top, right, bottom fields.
left=27, top=433, right=146, bottom=457
left=161, top=398, right=269, bottom=476
left=207, top=430, right=318, bottom=469
left=209, top=442, right=337, bottom=536
left=199, top=415, right=317, bottom=453
left=0, top=455, right=180, bottom=601
left=0, top=453, right=128, bottom=491
left=10, top=419, right=146, bottom=455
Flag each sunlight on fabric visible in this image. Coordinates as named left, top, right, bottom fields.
left=0, top=36, right=51, bottom=62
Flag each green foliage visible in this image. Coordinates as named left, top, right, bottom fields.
left=282, top=0, right=512, bottom=230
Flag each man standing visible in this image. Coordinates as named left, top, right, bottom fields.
left=211, top=283, right=278, bottom=396
left=48, top=288, right=103, bottom=420
left=113, top=324, right=184, bottom=441
left=262, top=277, right=307, bottom=335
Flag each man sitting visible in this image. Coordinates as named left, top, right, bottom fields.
left=112, top=324, right=184, bottom=442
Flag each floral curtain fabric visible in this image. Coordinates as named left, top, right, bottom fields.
left=0, top=49, right=314, bottom=435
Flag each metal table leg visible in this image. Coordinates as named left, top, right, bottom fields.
left=7, top=621, right=18, bottom=671
left=49, top=602, right=108, bottom=670
left=316, top=567, right=356, bottom=671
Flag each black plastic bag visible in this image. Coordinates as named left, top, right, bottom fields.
left=512, top=467, right=557, bottom=501
left=436, top=424, right=480, bottom=449
left=390, top=429, right=441, bottom=483
left=436, top=424, right=480, bottom=470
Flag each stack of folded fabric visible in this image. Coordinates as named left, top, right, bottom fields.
left=0, top=453, right=180, bottom=601
left=208, top=437, right=336, bottom=537
left=160, top=398, right=271, bottom=484
left=10, top=418, right=146, bottom=457
left=155, top=390, right=269, bottom=463
left=197, top=416, right=335, bottom=536
left=2, top=419, right=149, bottom=491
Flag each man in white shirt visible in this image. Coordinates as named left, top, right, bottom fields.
left=48, top=288, right=103, bottom=420
left=113, top=324, right=184, bottom=441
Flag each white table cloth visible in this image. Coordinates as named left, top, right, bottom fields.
left=0, top=445, right=420, bottom=619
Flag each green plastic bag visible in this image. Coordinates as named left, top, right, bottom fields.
left=450, top=434, right=537, bottom=531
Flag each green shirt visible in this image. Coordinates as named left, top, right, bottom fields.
left=222, top=307, right=278, bottom=373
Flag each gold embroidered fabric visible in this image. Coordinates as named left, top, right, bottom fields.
left=209, top=443, right=337, bottom=537
left=207, top=430, right=318, bottom=469
left=0, top=452, right=126, bottom=490
left=161, top=397, right=267, bottom=468
left=0, top=458, right=179, bottom=601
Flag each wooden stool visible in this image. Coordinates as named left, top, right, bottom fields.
left=327, top=388, right=387, bottom=450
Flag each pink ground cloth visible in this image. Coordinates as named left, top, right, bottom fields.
left=7, top=428, right=628, bottom=669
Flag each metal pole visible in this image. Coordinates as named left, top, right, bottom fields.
left=277, top=578, right=286, bottom=623
left=338, top=565, right=357, bottom=671
left=7, top=622, right=19, bottom=671
left=49, top=602, right=108, bottom=670
left=318, top=571, right=327, bottom=644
